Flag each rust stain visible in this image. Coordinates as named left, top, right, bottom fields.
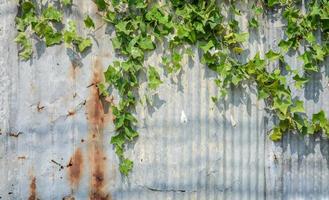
left=8, top=132, right=23, bottom=138
left=86, top=57, right=112, bottom=200
left=86, top=57, right=113, bottom=128
left=67, top=148, right=84, bottom=188
left=62, top=196, right=75, bottom=200
left=28, top=177, right=37, bottom=200
left=17, top=156, right=26, bottom=160
left=67, top=110, right=76, bottom=117
left=36, top=102, right=45, bottom=112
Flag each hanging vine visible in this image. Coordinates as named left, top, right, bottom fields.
left=14, top=0, right=329, bottom=175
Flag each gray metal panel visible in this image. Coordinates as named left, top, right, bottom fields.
left=0, top=0, right=328, bottom=199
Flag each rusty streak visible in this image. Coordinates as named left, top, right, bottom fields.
left=67, top=148, right=84, bottom=188
left=86, top=58, right=112, bottom=200
left=28, top=177, right=37, bottom=200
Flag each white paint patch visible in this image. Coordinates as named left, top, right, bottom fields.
left=180, top=110, right=188, bottom=123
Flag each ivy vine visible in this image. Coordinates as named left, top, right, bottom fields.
left=15, top=0, right=329, bottom=176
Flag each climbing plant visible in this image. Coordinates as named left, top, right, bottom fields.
left=14, top=0, right=329, bottom=176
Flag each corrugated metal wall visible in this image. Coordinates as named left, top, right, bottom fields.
left=1, top=0, right=329, bottom=199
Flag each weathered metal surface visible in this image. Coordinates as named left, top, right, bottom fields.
left=1, top=0, right=329, bottom=199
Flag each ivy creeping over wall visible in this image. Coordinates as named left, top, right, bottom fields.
left=15, top=0, right=329, bottom=175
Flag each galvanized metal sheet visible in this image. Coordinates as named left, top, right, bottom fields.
left=1, top=0, right=329, bottom=199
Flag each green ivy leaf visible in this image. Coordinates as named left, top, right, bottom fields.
left=78, top=38, right=92, bottom=52
left=138, top=36, right=155, bottom=50
left=64, top=20, right=92, bottom=52
left=129, top=46, right=143, bottom=59
left=278, top=40, right=292, bottom=53
left=148, top=66, right=163, bottom=90
left=290, top=100, right=305, bottom=114
left=293, top=74, right=309, bottom=89
left=233, top=47, right=244, bottom=54
left=42, top=6, right=62, bottom=22
left=252, top=4, right=263, bottom=15
left=94, top=0, right=107, bottom=11
left=265, top=50, right=281, bottom=61
left=234, top=32, right=249, bottom=43
left=115, top=21, right=131, bottom=35
left=45, top=32, right=62, bottom=46
left=61, top=0, right=72, bottom=6
left=312, top=44, right=325, bottom=61
left=270, top=127, right=282, bottom=141
left=200, top=40, right=214, bottom=53
left=312, top=110, right=329, bottom=133
left=248, top=18, right=259, bottom=28
left=119, top=159, right=133, bottom=176
left=84, top=15, right=95, bottom=29
left=273, top=97, right=291, bottom=115
left=14, top=32, right=33, bottom=60
left=268, top=0, right=280, bottom=7
left=306, top=32, right=316, bottom=44
left=21, top=1, right=35, bottom=15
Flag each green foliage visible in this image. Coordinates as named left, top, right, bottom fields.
left=148, top=66, right=163, bottom=90
left=14, top=0, right=329, bottom=176
left=265, top=50, right=282, bottom=61
left=61, top=0, right=72, bottom=6
left=94, top=0, right=107, bottom=11
left=119, top=159, right=134, bottom=176
left=84, top=15, right=95, bottom=29
left=14, top=32, right=32, bottom=60
left=249, top=18, right=259, bottom=29
left=15, top=1, right=92, bottom=59
left=42, top=6, right=62, bottom=22
left=64, top=20, right=92, bottom=52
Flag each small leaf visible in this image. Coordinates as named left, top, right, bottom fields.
left=252, top=4, right=263, bottom=15
left=248, top=18, right=259, bottom=28
left=148, top=66, right=163, bottom=90
left=115, top=21, right=131, bottom=35
left=268, top=0, right=280, bottom=7
left=265, top=50, right=281, bottom=61
left=306, top=32, right=316, bottom=44
left=14, top=32, right=33, bottom=60
left=233, top=47, right=244, bottom=54
left=312, top=44, right=325, bottom=61
left=42, top=6, right=62, bottom=22
left=200, top=40, right=214, bottom=53
left=234, top=32, right=249, bottom=43
left=293, top=74, right=309, bottom=89
left=119, top=159, right=133, bottom=176
left=21, top=1, right=35, bottom=14
left=273, top=97, right=291, bottom=115
left=138, top=36, right=155, bottom=50
left=61, top=0, right=72, bottom=6
left=270, top=127, right=282, bottom=141
left=312, top=110, right=329, bottom=133
left=278, top=40, right=292, bottom=53
left=45, top=32, right=62, bottom=46
left=78, top=38, right=92, bottom=52
left=290, top=100, right=305, bottom=114
left=94, top=0, right=107, bottom=11
left=84, top=15, right=95, bottom=29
